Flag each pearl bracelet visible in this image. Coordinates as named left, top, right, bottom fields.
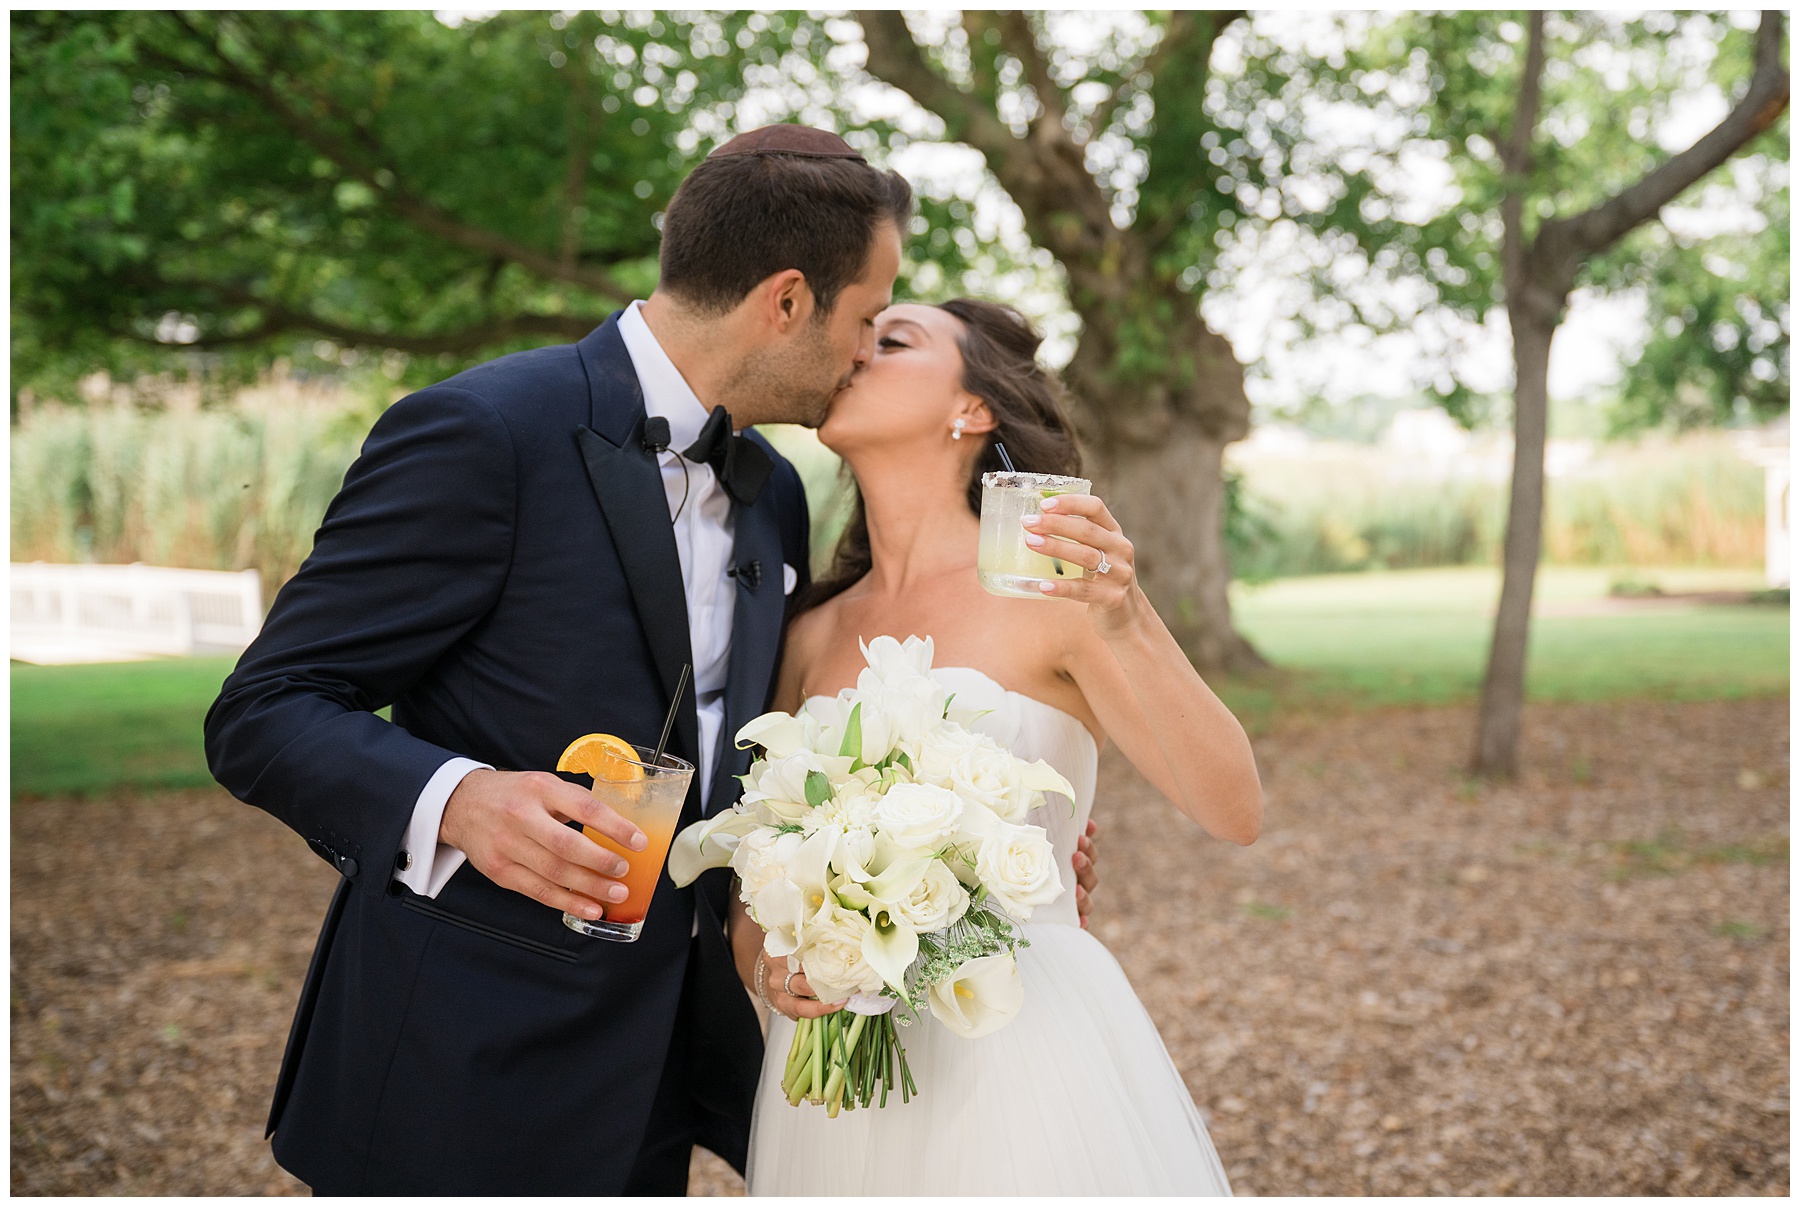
left=753, top=950, right=775, bottom=1014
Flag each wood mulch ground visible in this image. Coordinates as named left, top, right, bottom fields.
left=12, top=697, right=1788, bottom=1195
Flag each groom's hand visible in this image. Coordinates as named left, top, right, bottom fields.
left=1075, top=817, right=1100, bottom=929
left=440, top=769, right=646, bottom=920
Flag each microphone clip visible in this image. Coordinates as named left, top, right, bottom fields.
left=727, top=560, right=762, bottom=591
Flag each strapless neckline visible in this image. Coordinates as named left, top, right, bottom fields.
left=806, top=666, right=1100, bottom=754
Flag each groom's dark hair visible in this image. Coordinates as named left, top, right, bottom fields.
left=658, top=141, right=912, bottom=317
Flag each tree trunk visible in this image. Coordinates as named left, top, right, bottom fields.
left=1088, top=420, right=1262, bottom=672
left=1063, top=291, right=1265, bottom=674
left=1472, top=308, right=1557, bottom=777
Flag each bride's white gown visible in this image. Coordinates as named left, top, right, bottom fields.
left=745, top=667, right=1232, bottom=1196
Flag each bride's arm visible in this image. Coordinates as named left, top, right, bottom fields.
left=1024, top=494, right=1263, bottom=845
left=727, top=893, right=845, bottom=1019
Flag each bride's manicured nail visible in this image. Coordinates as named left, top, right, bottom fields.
left=1038, top=581, right=1056, bottom=593
left=1040, top=497, right=1058, bottom=511
left=1023, top=532, right=1045, bottom=547
left=1020, top=514, right=1041, bottom=527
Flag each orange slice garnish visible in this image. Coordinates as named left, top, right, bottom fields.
left=557, top=733, right=645, bottom=784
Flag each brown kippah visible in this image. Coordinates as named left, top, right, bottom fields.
left=707, top=124, right=867, bottom=162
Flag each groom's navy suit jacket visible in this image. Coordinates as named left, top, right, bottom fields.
left=204, top=314, right=808, bottom=1193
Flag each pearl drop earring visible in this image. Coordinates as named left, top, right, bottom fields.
left=952, top=418, right=966, bottom=440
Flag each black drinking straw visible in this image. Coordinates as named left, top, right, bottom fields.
left=995, top=443, right=1017, bottom=472
left=652, top=662, right=692, bottom=768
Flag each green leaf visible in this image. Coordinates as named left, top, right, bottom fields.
left=838, top=701, right=863, bottom=761
left=803, top=770, right=834, bottom=808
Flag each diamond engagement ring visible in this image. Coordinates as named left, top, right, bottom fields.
left=1096, top=552, right=1112, bottom=575
left=784, top=969, right=805, bottom=998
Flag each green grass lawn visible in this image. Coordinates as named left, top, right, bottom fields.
left=1219, top=565, right=1788, bottom=730
left=11, top=655, right=240, bottom=798
left=10, top=565, right=1788, bottom=797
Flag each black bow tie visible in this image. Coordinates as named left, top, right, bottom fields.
left=682, top=406, right=772, bottom=507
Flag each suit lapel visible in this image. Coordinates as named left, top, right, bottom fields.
left=574, top=317, right=699, bottom=764
left=707, top=487, right=786, bottom=816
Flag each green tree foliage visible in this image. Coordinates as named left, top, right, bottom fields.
left=1605, top=189, right=1788, bottom=432
left=10, top=10, right=782, bottom=401
left=1227, top=11, right=1788, bottom=429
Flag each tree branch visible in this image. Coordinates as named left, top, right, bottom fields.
left=166, top=13, right=634, bottom=305
left=1086, top=10, right=1198, bottom=144
left=1546, top=9, right=1789, bottom=267
left=856, top=10, right=1113, bottom=262
left=138, top=299, right=602, bottom=356
left=856, top=10, right=1016, bottom=160
left=991, top=11, right=1068, bottom=134
left=1498, top=11, right=1546, bottom=313
left=560, top=53, right=596, bottom=272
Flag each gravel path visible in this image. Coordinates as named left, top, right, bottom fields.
left=12, top=697, right=1787, bottom=1195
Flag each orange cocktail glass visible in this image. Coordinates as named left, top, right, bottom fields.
left=561, top=744, right=693, bottom=942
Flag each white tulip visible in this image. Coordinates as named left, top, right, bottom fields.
left=974, top=821, right=1064, bottom=920
left=853, top=636, right=946, bottom=752
left=928, top=953, right=1024, bottom=1039
left=739, top=748, right=855, bottom=823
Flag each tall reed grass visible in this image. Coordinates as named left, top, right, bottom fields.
left=9, top=394, right=1770, bottom=598
left=1228, top=435, right=1766, bottom=580
left=11, top=401, right=368, bottom=598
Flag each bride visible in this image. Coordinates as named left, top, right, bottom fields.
left=724, top=297, right=1264, bottom=1195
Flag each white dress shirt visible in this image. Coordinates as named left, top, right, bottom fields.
left=392, top=300, right=737, bottom=898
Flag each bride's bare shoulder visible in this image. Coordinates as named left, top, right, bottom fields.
left=774, top=593, right=846, bottom=708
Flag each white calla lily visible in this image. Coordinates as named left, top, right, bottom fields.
left=928, top=952, right=1024, bottom=1038
left=666, top=809, right=760, bottom=887
left=735, top=710, right=809, bottom=758
left=861, top=904, right=919, bottom=995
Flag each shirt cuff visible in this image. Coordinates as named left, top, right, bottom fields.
left=393, top=757, right=491, bottom=899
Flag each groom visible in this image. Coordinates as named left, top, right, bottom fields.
left=207, top=125, right=1096, bottom=1194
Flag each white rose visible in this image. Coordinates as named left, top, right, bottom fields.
left=890, top=859, right=970, bottom=932
left=913, top=724, right=985, bottom=788
left=974, top=821, right=1064, bottom=920
left=728, top=827, right=802, bottom=899
left=871, top=782, right=965, bottom=852
left=948, top=740, right=1035, bottom=823
left=928, top=952, right=1024, bottom=1039
left=799, top=905, right=886, bottom=1002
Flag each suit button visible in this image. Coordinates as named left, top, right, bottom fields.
left=339, top=856, right=360, bottom=879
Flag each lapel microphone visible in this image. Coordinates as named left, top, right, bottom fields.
left=641, top=415, right=693, bottom=521
left=727, top=561, right=762, bottom=591
left=641, top=416, right=671, bottom=455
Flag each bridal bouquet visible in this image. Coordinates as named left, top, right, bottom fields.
left=669, top=635, right=1073, bottom=1115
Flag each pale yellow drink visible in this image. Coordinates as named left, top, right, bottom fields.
left=977, top=472, right=1092, bottom=599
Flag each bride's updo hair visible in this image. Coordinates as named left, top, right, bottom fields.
left=794, top=298, right=1083, bottom=616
